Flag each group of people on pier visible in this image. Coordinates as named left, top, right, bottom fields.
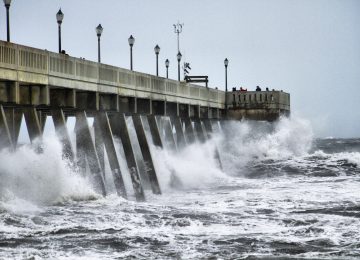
left=232, top=86, right=271, bottom=92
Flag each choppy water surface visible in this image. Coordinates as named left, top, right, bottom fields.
left=0, top=117, right=359, bottom=259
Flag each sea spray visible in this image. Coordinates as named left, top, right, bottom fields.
left=217, top=116, right=314, bottom=175
left=0, top=133, right=98, bottom=210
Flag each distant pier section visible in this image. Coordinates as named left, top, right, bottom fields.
left=227, top=89, right=290, bottom=121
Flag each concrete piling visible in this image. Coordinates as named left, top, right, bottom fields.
left=75, top=111, right=107, bottom=196
left=147, top=115, right=163, bottom=148
left=193, top=118, right=206, bottom=143
left=95, top=112, right=127, bottom=198
left=182, top=117, right=195, bottom=144
left=132, top=114, right=161, bottom=195
left=171, top=116, right=186, bottom=150
left=0, top=105, right=13, bottom=149
left=203, top=119, right=223, bottom=170
left=23, top=107, right=42, bottom=144
left=163, top=117, right=177, bottom=150
left=52, top=108, right=74, bottom=161
left=110, top=113, right=145, bottom=202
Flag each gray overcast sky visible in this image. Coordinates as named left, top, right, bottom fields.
left=1, top=0, right=359, bottom=138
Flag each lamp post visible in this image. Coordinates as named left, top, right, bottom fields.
left=128, top=35, right=135, bottom=70
left=56, top=9, right=64, bottom=53
left=96, top=24, right=103, bottom=63
left=165, top=59, right=169, bottom=79
left=224, top=58, right=229, bottom=114
left=3, top=0, right=11, bottom=42
left=177, top=52, right=182, bottom=81
left=154, top=44, right=160, bottom=76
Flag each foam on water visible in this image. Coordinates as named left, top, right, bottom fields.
left=0, top=133, right=98, bottom=212
left=0, top=116, right=359, bottom=259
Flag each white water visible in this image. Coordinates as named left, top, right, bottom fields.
left=0, top=116, right=359, bottom=259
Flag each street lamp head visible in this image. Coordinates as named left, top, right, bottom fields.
left=224, top=58, right=229, bottom=67
left=3, top=0, right=11, bottom=7
left=154, top=44, right=160, bottom=55
left=165, top=59, right=170, bottom=68
left=177, top=51, right=182, bottom=62
left=96, top=24, right=103, bottom=37
left=56, top=9, right=64, bottom=24
left=128, top=35, right=135, bottom=47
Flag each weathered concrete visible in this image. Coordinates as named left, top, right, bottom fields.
left=182, top=117, right=195, bottom=144
left=52, top=108, right=74, bottom=161
left=0, top=105, right=13, bottom=149
left=147, top=115, right=163, bottom=148
left=132, top=114, right=161, bottom=195
left=23, top=107, right=42, bottom=144
left=227, top=90, right=290, bottom=121
left=171, top=116, right=186, bottom=150
left=203, top=119, right=223, bottom=170
left=163, top=117, right=177, bottom=150
left=75, top=111, right=106, bottom=196
left=109, top=113, right=145, bottom=201
left=193, top=119, right=206, bottom=143
left=94, top=112, right=127, bottom=198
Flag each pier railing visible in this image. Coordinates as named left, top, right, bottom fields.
left=0, top=40, right=224, bottom=108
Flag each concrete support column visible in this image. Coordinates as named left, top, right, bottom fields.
left=193, top=118, right=206, bottom=143
left=0, top=105, right=13, bottom=150
left=147, top=115, right=163, bottom=148
left=93, top=118, right=105, bottom=173
left=163, top=118, right=177, bottom=150
left=23, top=107, right=42, bottom=144
left=132, top=114, right=161, bottom=194
left=171, top=116, right=186, bottom=150
left=0, top=81, right=19, bottom=104
left=109, top=113, right=145, bottom=201
left=3, top=108, right=22, bottom=147
left=75, top=111, right=106, bottom=196
left=203, top=119, right=223, bottom=169
left=52, top=108, right=74, bottom=161
left=94, top=112, right=127, bottom=198
left=182, top=117, right=195, bottom=144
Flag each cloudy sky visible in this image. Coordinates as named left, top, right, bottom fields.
left=1, top=0, right=359, bottom=138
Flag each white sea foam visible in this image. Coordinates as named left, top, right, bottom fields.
left=0, top=133, right=98, bottom=211
left=216, top=116, right=314, bottom=174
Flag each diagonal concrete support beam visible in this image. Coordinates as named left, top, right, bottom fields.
left=132, top=114, right=161, bottom=195
left=193, top=118, right=206, bottom=143
left=93, top=118, right=105, bottom=174
left=4, top=108, right=22, bottom=148
left=110, top=113, right=145, bottom=202
left=94, top=112, right=127, bottom=198
left=170, top=116, right=186, bottom=150
left=182, top=118, right=195, bottom=144
left=163, top=117, right=177, bottom=151
left=23, top=107, right=42, bottom=145
left=0, top=105, right=13, bottom=150
left=52, top=108, right=74, bottom=162
left=75, top=111, right=106, bottom=196
left=147, top=115, right=163, bottom=148
left=203, top=119, right=223, bottom=170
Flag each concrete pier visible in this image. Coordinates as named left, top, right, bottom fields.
left=0, top=40, right=290, bottom=202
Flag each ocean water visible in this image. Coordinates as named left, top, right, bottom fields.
left=0, top=117, right=359, bottom=259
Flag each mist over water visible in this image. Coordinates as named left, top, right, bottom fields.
left=0, top=116, right=359, bottom=259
